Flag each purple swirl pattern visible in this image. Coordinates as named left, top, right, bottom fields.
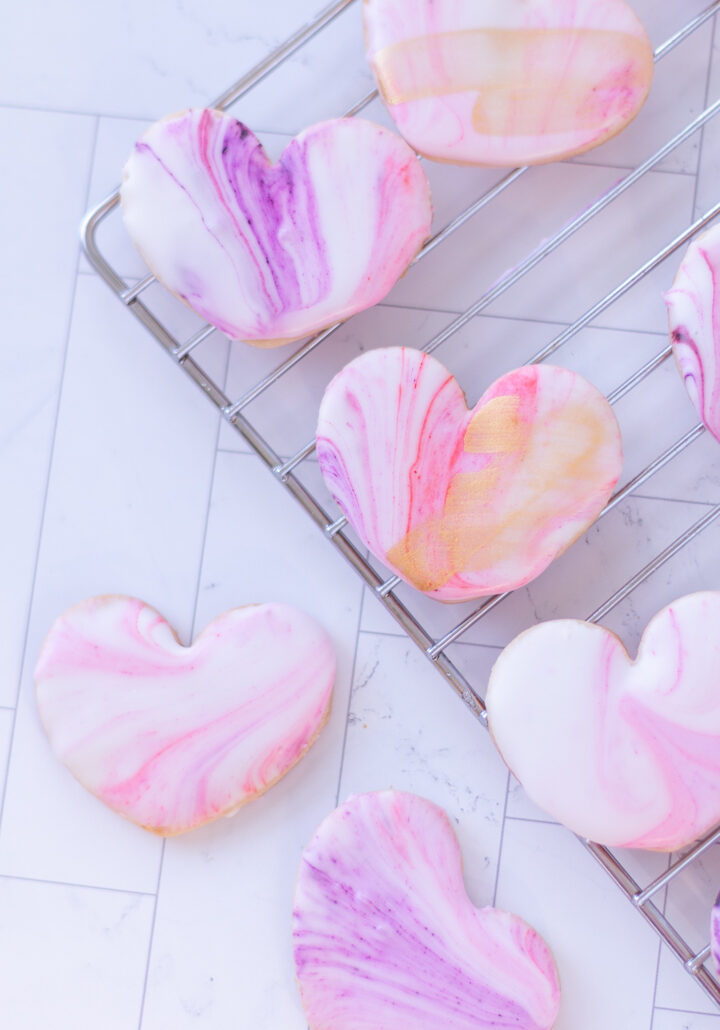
left=666, top=224, right=720, bottom=443
left=35, top=596, right=335, bottom=835
left=317, top=347, right=622, bottom=602
left=364, top=0, right=654, bottom=166
left=293, top=790, right=561, bottom=1030
left=712, top=892, right=720, bottom=974
left=487, top=592, right=720, bottom=851
left=121, top=109, right=432, bottom=345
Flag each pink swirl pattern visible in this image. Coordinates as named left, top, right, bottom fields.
left=487, top=592, right=720, bottom=851
left=713, top=892, right=720, bottom=975
left=317, top=347, right=622, bottom=602
left=293, top=790, right=561, bottom=1030
left=665, top=224, right=720, bottom=443
left=35, top=596, right=335, bottom=836
left=121, top=109, right=432, bottom=345
left=363, top=0, right=654, bottom=166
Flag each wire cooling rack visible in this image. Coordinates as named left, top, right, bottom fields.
left=81, top=0, right=720, bottom=1010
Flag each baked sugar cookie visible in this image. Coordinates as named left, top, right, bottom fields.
left=317, top=347, right=622, bottom=602
left=121, top=110, right=432, bottom=345
left=486, top=593, right=720, bottom=851
left=363, top=0, right=654, bottom=166
left=666, top=224, right=720, bottom=443
left=293, top=790, right=561, bottom=1030
left=35, top=596, right=335, bottom=835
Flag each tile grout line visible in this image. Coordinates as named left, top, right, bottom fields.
left=357, top=627, right=503, bottom=651
left=135, top=340, right=232, bottom=1030
left=135, top=839, right=166, bottom=1030
left=377, top=299, right=672, bottom=337
left=505, top=813, right=560, bottom=827
left=0, top=99, right=322, bottom=139
left=569, top=158, right=696, bottom=177
left=649, top=855, right=673, bottom=1030
left=0, top=870, right=156, bottom=898
left=691, top=14, right=718, bottom=216
left=655, top=1004, right=720, bottom=1017
left=333, top=586, right=367, bottom=807
left=490, top=771, right=511, bottom=907
left=632, top=492, right=719, bottom=508
left=0, top=114, right=100, bottom=834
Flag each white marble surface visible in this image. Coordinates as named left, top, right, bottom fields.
left=3, top=0, right=720, bottom=1027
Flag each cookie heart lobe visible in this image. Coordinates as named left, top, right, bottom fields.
left=35, top=596, right=335, bottom=835
left=317, top=347, right=622, bottom=602
left=363, top=0, right=654, bottom=166
left=665, top=224, right=720, bottom=443
left=293, top=790, right=561, bottom=1030
left=486, top=593, right=720, bottom=850
left=121, top=110, right=432, bottom=345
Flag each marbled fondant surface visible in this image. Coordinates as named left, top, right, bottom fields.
left=293, top=790, right=561, bottom=1029
left=121, top=109, right=432, bottom=344
left=487, top=592, right=720, bottom=851
left=666, top=223, right=720, bottom=443
left=363, top=0, right=654, bottom=166
left=317, top=347, right=622, bottom=602
left=35, top=596, right=335, bottom=835
left=712, top=892, right=720, bottom=975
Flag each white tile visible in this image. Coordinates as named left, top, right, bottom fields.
left=496, top=820, right=661, bottom=1030
left=654, top=1012, right=720, bottom=1030
left=338, top=633, right=509, bottom=906
left=0, top=710, right=13, bottom=801
left=0, top=275, right=223, bottom=892
left=0, top=0, right=372, bottom=130
left=0, top=876, right=154, bottom=1030
left=694, top=18, right=720, bottom=221
left=80, top=114, right=152, bottom=279
left=390, top=163, right=696, bottom=336
left=139, top=449, right=363, bottom=1029
left=0, top=108, right=96, bottom=709
left=571, top=18, right=714, bottom=176
left=654, top=841, right=720, bottom=1016
left=664, top=843, right=720, bottom=951
left=632, top=0, right=713, bottom=48
left=656, top=949, right=720, bottom=1018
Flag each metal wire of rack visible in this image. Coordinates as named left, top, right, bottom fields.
left=81, top=0, right=720, bottom=1011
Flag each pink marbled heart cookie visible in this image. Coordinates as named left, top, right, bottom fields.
left=121, top=110, right=432, bottom=345
left=486, top=593, right=720, bottom=851
left=665, top=223, right=720, bottom=444
left=293, top=790, right=561, bottom=1030
left=363, top=0, right=654, bottom=166
left=317, top=347, right=622, bottom=602
left=35, top=596, right=335, bottom=835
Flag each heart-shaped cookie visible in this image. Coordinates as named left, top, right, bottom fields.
left=486, top=593, right=720, bottom=851
left=293, top=790, right=561, bottom=1030
left=35, top=596, right=335, bottom=836
left=121, top=110, right=432, bottom=345
left=317, top=348, right=622, bottom=602
left=665, top=223, right=720, bottom=444
left=363, top=0, right=654, bottom=166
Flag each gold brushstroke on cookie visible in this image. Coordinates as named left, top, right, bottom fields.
left=385, top=402, right=609, bottom=593
left=374, top=28, right=653, bottom=137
